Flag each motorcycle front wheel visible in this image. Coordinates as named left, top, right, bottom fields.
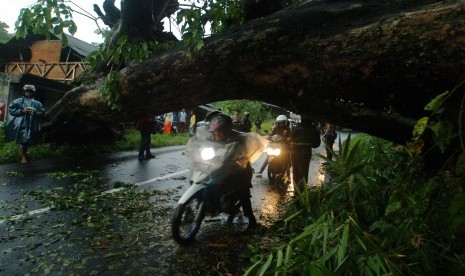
left=172, top=193, right=206, bottom=245
left=267, top=161, right=282, bottom=184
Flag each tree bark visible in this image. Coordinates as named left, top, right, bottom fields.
left=49, top=0, right=465, bottom=144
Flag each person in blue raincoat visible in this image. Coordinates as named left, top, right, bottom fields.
left=8, top=84, right=45, bottom=164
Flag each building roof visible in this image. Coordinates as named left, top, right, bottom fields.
left=57, top=33, right=98, bottom=57
left=0, top=32, right=98, bottom=61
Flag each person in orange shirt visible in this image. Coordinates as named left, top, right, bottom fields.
left=163, top=112, right=173, bottom=134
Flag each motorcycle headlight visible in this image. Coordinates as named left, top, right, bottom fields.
left=200, top=147, right=215, bottom=160
left=266, top=147, right=281, bottom=156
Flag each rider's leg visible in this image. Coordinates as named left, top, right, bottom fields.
left=240, top=197, right=257, bottom=228
left=258, top=156, right=269, bottom=174
left=203, top=185, right=221, bottom=209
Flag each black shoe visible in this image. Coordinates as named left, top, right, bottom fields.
left=138, top=154, right=144, bottom=161
left=247, top=217, right=257, bottom=230
left=145, top=153, right=155, bottom=159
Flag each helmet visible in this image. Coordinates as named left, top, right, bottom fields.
left=209, top=113, right=233, bottom=132
left=276, top=115, right=287, bottom=123
left=205, top=110, right=221, bottom=122
left=23, top=84, right=36, bottom=92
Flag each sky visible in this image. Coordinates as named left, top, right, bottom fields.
left=0, top=0, right=114, bottom=43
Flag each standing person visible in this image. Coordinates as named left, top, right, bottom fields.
left=172, top=111, right=178, bottom=123
left=231, top=110, right=242, bottom=131
left=323, top=120, right=337, bottom=160
left=0, top=100, right=6, bottom=121
left=135, top=115, right=156, bottom=161
left=163, top=112, right=173, bottom=135
left=254, top=116, right=262, bottom=134
left=231, top=110, right=241, bottom=124
left=8, top=84, right=45, bottom=164
left=290, top=117, right=321, bottom=191
left=179, top=108, right=187, bottom=132
left=189, top=110, right=196, bottom=136
left=242, top=112, right=252, bottom=132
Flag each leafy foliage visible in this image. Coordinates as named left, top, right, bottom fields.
left=86, top=36, right=174, bottom=70
left=15, top=0, right=77, bottom=46
left=177, top=0, right=245, bottom=51
left=245, top=84, right=465, bottom=274
left=212, top=100, right=273, bottom=121
left=0, top=21, right=13, bottom=43
left=85, top=36, right=176, bottom=106
left=11, top=0, right=267, bottom=106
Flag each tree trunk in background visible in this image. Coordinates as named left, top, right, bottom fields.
left=94, top=0, right=178, bottom=45
left=47, top=0, right=465, bottom=144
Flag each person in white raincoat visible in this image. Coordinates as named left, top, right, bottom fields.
left=186, top=112, right=268, bottom=229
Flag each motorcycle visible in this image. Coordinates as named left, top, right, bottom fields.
left=265, top=134, right=289, bottom=184
left=171, top=126, right=267, bottom=245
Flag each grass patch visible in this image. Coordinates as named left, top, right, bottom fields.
left=0, top=125, right=189, bottom=165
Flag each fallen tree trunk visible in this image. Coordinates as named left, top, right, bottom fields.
left=117, top=0, right=465, bottom=143
left=47, top=0, right=465, bottom=144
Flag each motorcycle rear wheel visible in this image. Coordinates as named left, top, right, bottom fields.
left=172, top=194, right=205, bottom=245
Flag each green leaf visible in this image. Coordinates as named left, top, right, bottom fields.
left=341, top=133, right=352, bottom=160
left=337, top=221, right=350, bottom=266
left=284, top=244, right=292, bottom=265
left=424, top=91, right=449, bottom=113
left=412, top=117, right=429, bottom=138
left=275, top=249, right=283, bottom=275
left=355, top=232, right=367, bottom=252
left=283, top=209, right=303, bottom=223
left=385, top=201, right=401, bottom=215
left=68, top=22, right=77, bottom=35
left=243, top=259, right=264, bottom=276
left=367, top=255, right=379, bottom=274
left=53, top=25, right=62, bottom=34
left=429, top=120, right=455, bottom=153
left=258, top=253, right=274, bottom=276
left=323, top=224, right=328, bottom=255
left=320, top=246, right=338, bottom=263
left=309, top=262, right=321, bottom=275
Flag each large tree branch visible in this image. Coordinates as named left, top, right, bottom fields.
left=111, top=0, right=178, bottom=43
left=93, top=0, right=121, bottom=28
left=47, top=0, right=465, bottom=144
left=116, top=0, right=465, bottom=144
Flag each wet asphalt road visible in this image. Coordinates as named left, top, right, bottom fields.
left=0, top=134, right=342, bottom=274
